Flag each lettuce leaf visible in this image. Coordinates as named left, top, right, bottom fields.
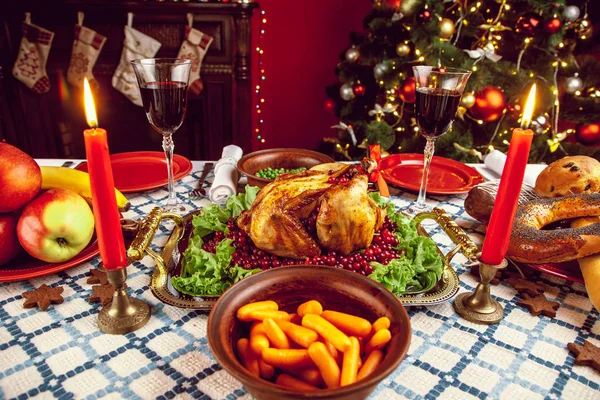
left=171, top=186, right=262, bottom=296
left=367, top=193, right=444, bottom=295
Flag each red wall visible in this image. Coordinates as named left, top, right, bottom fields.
left=254, top=0, right=372, bottom=151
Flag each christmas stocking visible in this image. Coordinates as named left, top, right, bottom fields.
left=12, top=13, right=54, bottom=94
left=176, top=14, right=213, bottom=95
left=112, top=13, right=161, bottom=106
left=67, top=12, right=107, bottom=87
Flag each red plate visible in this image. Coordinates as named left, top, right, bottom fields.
left=76, top=151, right=193, bottom=193
left=381, top=154, right=485, bottom=195
left=523, top=261, right=584, bottom=284
left=0, top=238, right=99, bottom=282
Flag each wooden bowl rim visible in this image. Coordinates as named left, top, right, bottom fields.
left=207, top=265, right=411, bottom=398
left=237, top=148, right=335, bottom=185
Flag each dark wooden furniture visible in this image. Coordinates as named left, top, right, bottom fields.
left=0, top=0, right=258, bottom=159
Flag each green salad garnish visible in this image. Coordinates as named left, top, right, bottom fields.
left=171, top=187, right=444, bottom=297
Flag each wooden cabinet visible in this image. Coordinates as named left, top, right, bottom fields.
left=0, top=0, right=258, bottom=160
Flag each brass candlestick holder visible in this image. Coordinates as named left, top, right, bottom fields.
left=98, top=207, right=182, bottom=334
left=454, top=253, right=508, bottom=325
left=98, top=266, right=151, bottom=334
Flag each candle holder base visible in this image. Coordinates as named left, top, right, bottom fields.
left=98, top=265, right=151, bottom=335
left=454, top=255, right=508, bottom=325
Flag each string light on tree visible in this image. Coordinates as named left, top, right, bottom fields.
left=254, top=9, right=267, bottom=146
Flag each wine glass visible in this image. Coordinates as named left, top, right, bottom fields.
left=131, top=58, right=192, bottom=212
left=409, top=66, right=471, bottom=214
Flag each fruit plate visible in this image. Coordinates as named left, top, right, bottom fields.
left=0, top=237, right=99, bottom=282
left=137, top=207, right=478, bottom=310
left=521, top=261, right=584, bottom=284
left=76, top=151, right=193, bottom=193
left=381, top=154, right=485, bottom=195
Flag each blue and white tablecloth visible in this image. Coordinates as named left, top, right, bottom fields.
left=0, top=161, right=598, bottom=400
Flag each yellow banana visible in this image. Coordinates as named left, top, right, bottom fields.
left=40, top=166, right=131, bottom=212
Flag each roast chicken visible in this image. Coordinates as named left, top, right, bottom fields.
left=237, top=164, right=385, bottom=258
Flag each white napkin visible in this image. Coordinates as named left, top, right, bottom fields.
left=483, top=150, right=544, bottom=187
left=209, top=145, right=243, bottom=204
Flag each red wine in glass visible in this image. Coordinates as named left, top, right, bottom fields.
left=140, top=81, right=188, bottom=134
left=415, top=87, right=462, bottom=138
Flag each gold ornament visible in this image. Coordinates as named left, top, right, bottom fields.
left=460, top=92, right=476, bottom=109
left=396, top=43, right=411, bottom=57
left=439, top=18, right=456, bottom=39
left=399, top=0, right=422, bottom=17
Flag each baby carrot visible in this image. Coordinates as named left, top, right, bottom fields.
left=261, top=348, right=314, bottom=368
left=280, top=366, right=324, bottom=387
left=249, top=322, right=270, bottom=356
left=321, top=310, right=372, bottom=338
left=357, top=350, right=384, bottom=381
left=237, top=300, right=278, bottom=321
left=308, top=342, right=341, bottom=389
left=276, top=374, right=319, bottom=391
left=341, top=337, right=360, bottom=386
left=258, top=359, right=275, bottom=380
left=263, top=318, right=290, bottom=349
left=236, top=338, right=260, bottom=377
left=372, top=317, right=390, bottom=333
left=364, top=329, right=391, bottom=354
left=297, top=300, right=323, bottom=317
left=276, top=320, right=319, bottom=348
left=302, top=314, right=351, bottom=352
left=245, top=310, right=291, bottom=322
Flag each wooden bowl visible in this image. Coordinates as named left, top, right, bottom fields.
left=207, top=265, right=411, bottom=400
left=237, top=148, right=335, bottom=188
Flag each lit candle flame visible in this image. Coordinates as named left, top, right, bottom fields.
left=520, top=83, right=536, bottom=129
left=83, top=78, right=98, bottom=129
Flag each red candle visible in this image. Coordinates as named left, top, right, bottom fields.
left=83, top=78, right=127, bottom=269
left=481, top=84, right=536, bottom=265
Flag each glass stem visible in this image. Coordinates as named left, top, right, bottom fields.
left=416, top=138, right=436, bottom=210
left=162, top=134, right=178, bottom=209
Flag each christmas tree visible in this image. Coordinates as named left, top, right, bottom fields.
left=324, top=0, right=600, bottom=162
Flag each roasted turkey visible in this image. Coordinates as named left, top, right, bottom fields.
left=237, top=164, right=384, bottom=258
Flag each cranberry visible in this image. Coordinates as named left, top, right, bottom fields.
left=328, top=176, right=337, bottom=184
left=328, top=169, right=334, bottom=175
left=339, top=177, right=349, bottom=183
left=364, top=265, right=374, bottom=275
left=327, top=257, right=336, bottom=266
left=272, top=260, right=281, bottom=268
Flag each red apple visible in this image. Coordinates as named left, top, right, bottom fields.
left=0, top=212, right=21, bottom=266
left=0, top=143, right=42, bottom=213
left=17, top=188, right=95, bottom=263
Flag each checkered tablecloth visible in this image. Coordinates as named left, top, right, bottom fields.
left=1, top=161, right=598, bottom=400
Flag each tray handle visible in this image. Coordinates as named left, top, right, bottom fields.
left=414, top=207, right=479, bottom=265
left=127, top=207, right=183, bottom=262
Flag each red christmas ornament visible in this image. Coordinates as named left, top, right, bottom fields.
left=382, top=0, right=401, bottom=10
left=545, top=17, right=562, bottom=34
left=398, top=77, right=416, bottom=103
left=469, top=86, right=506, bottom=122
left=324, top=99, right=336, bottom=113
left=417, top=10, right=432, bottom=24
left=575, top=122, right=600, bottom=145
left=353, top=84, right=366, bottom=96
left=515, top=13, right=542, bottom=37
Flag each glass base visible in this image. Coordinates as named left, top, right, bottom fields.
left=164, top=199, right=186, bottom=213
left=407, top=201, right=430, bottom=216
